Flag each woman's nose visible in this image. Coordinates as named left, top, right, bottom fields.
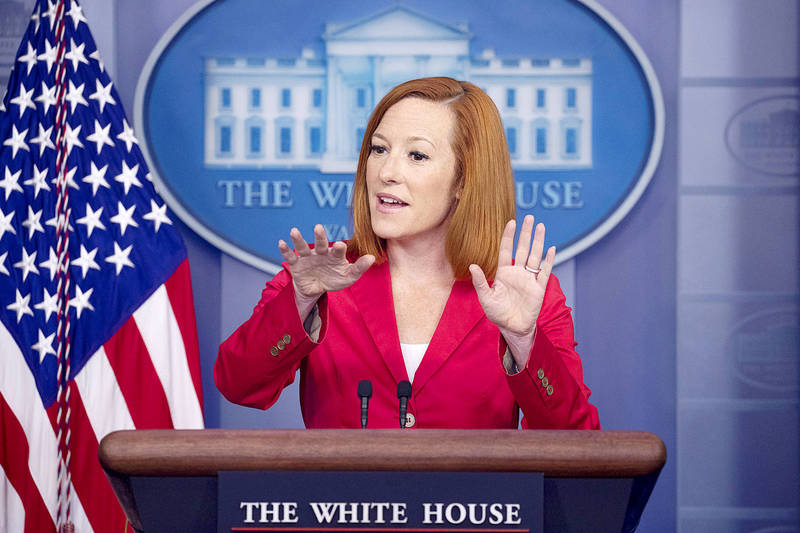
left=378, top=153, right=402, bottom=184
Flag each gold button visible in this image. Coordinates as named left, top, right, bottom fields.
left=283, top=333, right=291, bottom=344
left=277, top=339, right=285, bottom=350
left=405, top=413, right=416, bottom=428
left=546, top=385, right=554, bottom=396
left=270, top=346, right=279, bottom=357
left=537, top=368, right=545, bottom=379
left=542, top=377, right=549, bottom=387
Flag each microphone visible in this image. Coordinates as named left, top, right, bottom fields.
left=397, top=380, right=412, bottom=429
left=357, top=380, right=372, bottom=429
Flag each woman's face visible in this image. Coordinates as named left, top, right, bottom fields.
left=365, top=97, right=459, bottom=246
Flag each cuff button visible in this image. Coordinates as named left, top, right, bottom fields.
left=537, top=368, right=545, bottom=379
left=269, top=346, right=279, bottom=357
left=546, top=384, right=554, bottom=396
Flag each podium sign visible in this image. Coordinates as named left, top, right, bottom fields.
left=218, top=471, right=544, bottom=533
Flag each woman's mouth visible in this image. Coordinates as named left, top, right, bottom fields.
left=376, top=194, right=409, bottom=211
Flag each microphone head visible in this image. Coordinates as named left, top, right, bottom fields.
left=357, top=379, right=373, bottom=398
left=397, top=380, right=412, bottom=398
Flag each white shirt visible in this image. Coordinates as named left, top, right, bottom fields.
left=400, top=343, right=428, bottom=383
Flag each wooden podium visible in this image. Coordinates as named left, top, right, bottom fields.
left=99, top=429, right=665, bottom=533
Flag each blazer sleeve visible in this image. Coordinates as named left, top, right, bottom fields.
left=214, top=267, right=328, bottom=410
left=503, top=274, right=601, bottom=430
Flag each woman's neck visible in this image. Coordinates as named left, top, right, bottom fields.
left=386, top=237, right=454, bottom=285
left=387, top=236, right=455, bottom=345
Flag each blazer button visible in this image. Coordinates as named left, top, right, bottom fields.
left=546, top=384, right=554, bottom=396
left=541, top=377, right=549, bottom=387
left=277, top=339, right=285, bottom=350
left=282, top=333, right=291, bottom=344
left=269, top=346, right=279, bottom=357
left=537, top=368, right=545, bottom=379
left=404, top=413, right=416, bottom=428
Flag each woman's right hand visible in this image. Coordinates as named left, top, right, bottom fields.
left=278, top=224, right=375, bottom=320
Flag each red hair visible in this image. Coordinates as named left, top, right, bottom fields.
left=347, top=77, right=515, bottom=280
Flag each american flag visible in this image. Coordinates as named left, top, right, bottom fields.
left=0, top=0, right=204, bottom=531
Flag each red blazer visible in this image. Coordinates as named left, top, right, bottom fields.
left=215, top=260, right=600, bottom=429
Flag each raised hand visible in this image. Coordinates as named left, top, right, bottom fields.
left=469, top=214, right=555, bottom=368
left=278, top=224, right=375, bottom=319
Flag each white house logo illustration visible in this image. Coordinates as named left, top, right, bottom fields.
left=725, top=95, right=799, bottom=177
left=137, top=0, right=663, bottom=272
left=726, top=308, right=799, bottom=392
left=203, top=6, right=592, bottom=173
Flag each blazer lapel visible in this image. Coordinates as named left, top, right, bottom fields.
left=349, top=261, right=409, bottom=385
left=411, top=279, right=486, bottom=395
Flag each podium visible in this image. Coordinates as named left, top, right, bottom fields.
left=99, top=429, right=665, bottom=533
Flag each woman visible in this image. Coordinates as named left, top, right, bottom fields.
left=215, top=77, right=599, bottom=430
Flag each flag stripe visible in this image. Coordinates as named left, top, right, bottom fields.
left=103, top=317, right=174, bottom=428
left=65, top=477, right=94, bottom=533
left=0, top=322, right=59, bottom=524
left=73, top=345, right=135, bottom=438
left=46, top=383, right=126, bottom=533
left=164, top=259, right=204, bottom=409
left=0, top=465, right=28, bottom=533
left=0, top=400, right=54, bottom=533
left=0, top=322, right=93, bottom=532
left=134, top=284, right=204, bottom=428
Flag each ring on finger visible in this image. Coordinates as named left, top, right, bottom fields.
left=524, top=265, right=541, bottom=275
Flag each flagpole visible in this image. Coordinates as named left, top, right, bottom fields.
left=52, top=0, right=75, bottom=531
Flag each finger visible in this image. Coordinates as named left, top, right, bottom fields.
left=313, top=224, right=329, bottom=254
left=538, top=246, right=556, bottom=286
left=468, top=264, right=492, bottom=301
left=498, top=220, right=515, bottom=267
left=514, top=214, right=534, bottom=268
left=528, top=222, right=546, bottom=269
left=330, top=240, right=347, bottom=259
left=350, top=254, right=376, bottom=278
left=290, top=227, right=312, bottom=257
left=278, top=239, right=298, bottom=265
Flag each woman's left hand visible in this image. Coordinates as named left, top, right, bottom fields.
left=469, top=214, right=555, bottom=369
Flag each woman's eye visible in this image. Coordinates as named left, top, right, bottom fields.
left=410, top=151, right=429, bottom=162
left=370, top=145, right=386, bottom=155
